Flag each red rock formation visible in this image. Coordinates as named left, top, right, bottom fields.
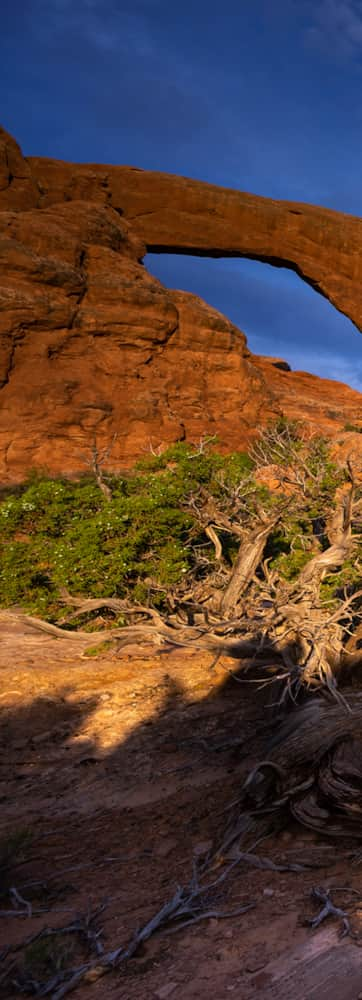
left=0, top=129, right=39, bottom=210
left=1, top=124, right=362, bottom=483
left=252, top=357, right=362, bottom=437
left=28, top=148, right=362, bottom=332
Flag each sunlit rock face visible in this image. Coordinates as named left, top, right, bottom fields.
left=1, top=124, right=362, bottom=483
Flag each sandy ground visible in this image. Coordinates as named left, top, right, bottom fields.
left=1, top=611, right=362, bottom=999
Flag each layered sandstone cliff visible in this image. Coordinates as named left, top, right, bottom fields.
left=1, top=125, right=362, bottom=483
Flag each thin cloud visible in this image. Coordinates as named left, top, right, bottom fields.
left=303, top=0, right=362, bottom=60
left=249, top=338, right=362, bottom=390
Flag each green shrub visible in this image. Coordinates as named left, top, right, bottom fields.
left=0, top=428, right=356, bottom=617
left=0, top=445, right=253, bottom=614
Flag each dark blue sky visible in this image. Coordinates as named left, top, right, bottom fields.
left=2, top=0, right=362, bottom=387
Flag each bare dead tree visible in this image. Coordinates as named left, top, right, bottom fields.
left=79, top=433, right=117, bottom=500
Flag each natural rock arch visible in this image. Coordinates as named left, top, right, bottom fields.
left=27, top=148, right=362, bottom=331
left=2, top=123, right=361, bottom=328
left=1, top=124, right=362, bottom=483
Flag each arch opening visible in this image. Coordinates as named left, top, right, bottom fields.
left=147, top=253, right=362, bottom=391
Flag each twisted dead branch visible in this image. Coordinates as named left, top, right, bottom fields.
left=2, top=862, right=255, bottom=999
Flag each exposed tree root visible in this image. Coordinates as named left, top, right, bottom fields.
left=221, top=696, right=362, bottom=857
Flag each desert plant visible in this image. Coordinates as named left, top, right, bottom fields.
left=1, top=423, right=362, bottom=699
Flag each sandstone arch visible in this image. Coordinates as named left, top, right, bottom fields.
left=2, top=123, right=361, bottom=329
left=27, top=148, right=362, bottom=332
left=1, top=124, right=362, bottom=482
